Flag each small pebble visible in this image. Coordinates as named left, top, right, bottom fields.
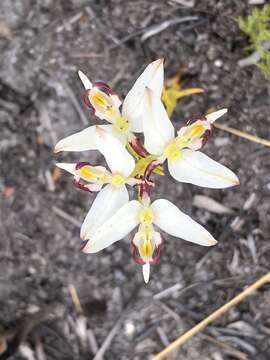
left=214, top=59, right=223, bottom=68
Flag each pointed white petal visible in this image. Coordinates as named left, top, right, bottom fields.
left=78, top=70, right=93, bottom=90
left=153, top=231, right=162, bottom=247
left=82, top=200, right=142, bottom=253
left=97, top=124, right=127, bottom=145
left=56, top=163, right=76, bottom=176
left=205, top=108, right=227, bottom=124
left=142, top=88, right=175, bottom=155
left=152, top=199, right=217, bottom=246
left=142, top=263, right=150, bottom=283
left=96, top=127, right=135, bottom=177
left=122, top=59, right=164, bottom=132
left=168, top=149, right=239, bottom=188
left=54, top=126, right=98, bottom=153
left=80, top=184, right=129, bottom=239
left=54, top=124, right=120, bottom=153
left=110, top=92, right=122, bottom=109
left=106, top=126, right=128, bottom=145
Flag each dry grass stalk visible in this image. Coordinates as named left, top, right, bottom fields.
left=68, top=284, right=83, bottom=314
left=201, top=334, right=248, bottom=360
left=152, top=272, right=270, bottom=360
left=214, top=123, right=270, bottom=147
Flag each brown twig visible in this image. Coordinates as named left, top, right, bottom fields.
left=201, top=333, right=248, bottom=360
left=214, top=123, right=270, bottom=147
left=68, top=284, right=83, bottom=314
left=152, top=272, right=270, bottom=360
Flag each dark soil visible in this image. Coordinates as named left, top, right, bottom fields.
left=1, top=0, right=270, bottom=359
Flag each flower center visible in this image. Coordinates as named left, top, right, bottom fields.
left=111, top=174, right=125, bottom=187
left=176, top=121, right=208, bottom=149
left=114, top=116, right=130, bottom=133
left=139, top=207, right=154, bottom=225
left=164, top=142, right=181, bottom=161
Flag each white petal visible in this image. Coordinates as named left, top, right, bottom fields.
left=54, top=126, right=97, bottom=153
left=122, top=59, right=164, bottom=132
left=78, top=70, right=93, bottom=90
left=110, top=92, right=122, bottom=109
left=168, top=149, right=239, bottom=189
left=205, top=108, right=227, bottom=124
left=56, top=163, right=76, bottom=176
left=54, top=124, right=120, bottom=153
left=153, top=231, right=162, bottom=247
left=142, top=263, right=150, bottom=284
left=82, top=200, right=142, bottom=253
left=151, top=199, right=217, bottom=246
left=96, top=127, right=135, bottom=177
left=142, top=88, right=175, bottom=155
left=80, top=184, right=129, bottom=239
left=86, top=183, right=103, bottom=192
left=98, top=124, right=127, bottom=145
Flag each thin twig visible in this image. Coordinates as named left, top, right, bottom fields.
left=87, top=329, right=99, bottom=355
left=238, top=41, right=270, bottom=67
left=70, top=52, right=104, bottom=59
left=35, top=336, right=47, bottom=360
left=92, top=319, right=122, bottom=360
left=169, top=0, right=195, bottom=7
left=153, top=283, right=182, bottom=300
left=52, top=206, right=81, bottom=228
left=85, top=6, right=121, bottom=46
left=69, top=284, right=83, bottom=314
left=156, top=327, right=170, bottom=347
left=214, top=123, right=270, bottom=147
left=152, top=272, right=270, bottom=360
left=68, top=285, right=99, bottom=356
left=93, top=286, right=141, bottom=360
left=141, top=16, right=198, bottom=42
left=201, top=334, right=248, bottom=360
left=61, top=80, right=88, bottom=126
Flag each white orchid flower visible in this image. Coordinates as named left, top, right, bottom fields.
left=54, top=59, right=164, bottom=153
left=81, top=196, right=217, bottom=283
left=57, top=127, right=140, bottom=237
left=142, top=88, right=239, bottom=189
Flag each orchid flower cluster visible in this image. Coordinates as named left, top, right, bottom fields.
left=55, top=59, right=239, bottom=283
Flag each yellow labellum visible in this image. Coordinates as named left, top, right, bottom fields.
left=177, top=122, right=206, bottom=148
left=164, top=142, right=181, bottom=161
left=139, top=225, right=154, bottom=257
left=190, top=123, right=205, bottom=139
left=79, top=166, right=94, bottom=179
left=91, top=92, right=111, bottom=109
left=140, top=238, right=153, bottom=257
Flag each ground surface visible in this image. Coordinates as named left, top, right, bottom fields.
left=1, top=0, right=270, bottom=359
